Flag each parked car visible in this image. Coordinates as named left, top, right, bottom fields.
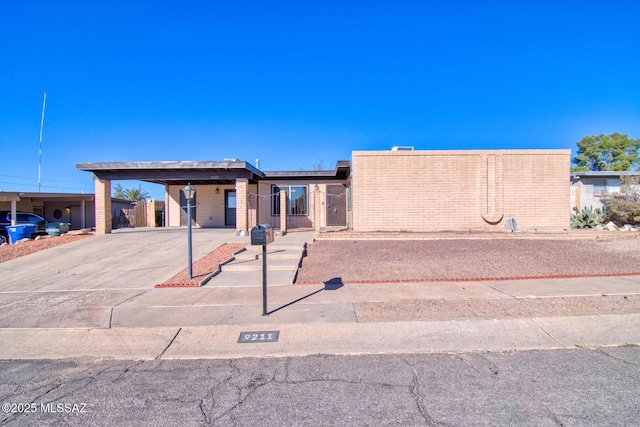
left=0, top=211, right=48, bottom=244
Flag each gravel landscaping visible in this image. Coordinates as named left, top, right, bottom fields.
left=355, top=295, right=640, bottom=322
left=295, top=236, right=640, bottom=284
left=155, top=243, right=247, bottom=287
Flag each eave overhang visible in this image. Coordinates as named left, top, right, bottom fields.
left=76, top=160, right=266, bottom=186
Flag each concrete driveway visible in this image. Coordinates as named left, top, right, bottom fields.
left=0, top=228, right=241, bottom=328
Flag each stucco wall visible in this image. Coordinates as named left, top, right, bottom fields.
left=351, top=149, right=571, bottom=231
left=167, top=184, right=257, bottom=227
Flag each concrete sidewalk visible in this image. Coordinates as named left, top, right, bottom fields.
left=1, top=228, right=639, bottom=360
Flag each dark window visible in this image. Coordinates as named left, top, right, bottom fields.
left=289, top=186, right=308, bottom=215
left=271, top=185, right=308, bottom=216
left=272, top=185, right=283, bottom=216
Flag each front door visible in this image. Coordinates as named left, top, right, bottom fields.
left=225, top=190, right=236, bottom=227
left=326, top=185, right=347, bottom=227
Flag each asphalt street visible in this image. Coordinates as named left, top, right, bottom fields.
left=1, top=346, right=639, bottom=426
left=2, top=229, right=640, bottom=426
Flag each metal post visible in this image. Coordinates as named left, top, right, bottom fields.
left=187, top=197, right=193, bottom=280
left=262, top=244, right=268, bottom=316
left=183, top=184, right=196, bottom=280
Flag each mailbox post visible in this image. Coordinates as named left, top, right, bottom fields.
left=251, top=224, right=274, bottom=316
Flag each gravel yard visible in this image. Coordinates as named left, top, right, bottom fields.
left=0, top=234, right=93, bottom=263
left=295, top=236, right=640, bottom=284
left=156, top=243, right=247, bottom=287
left=296, top=235, right=640, bottom=321
left=355, top=295, right=640, bottom=322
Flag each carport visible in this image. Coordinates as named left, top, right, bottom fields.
left=0, top=191, right=93, bottom=229
left=78, top=159, right=352, bottom=235
left=77, top=160, right=265, bottom=234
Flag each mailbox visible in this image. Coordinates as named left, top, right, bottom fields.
left=251, top=224, right=274, bottom=246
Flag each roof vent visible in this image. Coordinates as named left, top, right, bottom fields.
left=391, top=146, right=414, bottom=151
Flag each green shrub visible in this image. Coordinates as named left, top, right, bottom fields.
left=600, top=175, right=640, bottom=226
left=602, top=196, right=640, bottom=225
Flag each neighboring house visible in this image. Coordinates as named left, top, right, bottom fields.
left=0, top=191, right=145, bottom=230
left=77, top=148, right=571, bottom=235
left=571, top=171, right=640, bottom=211
left=0, top=192, right=95, bottom=230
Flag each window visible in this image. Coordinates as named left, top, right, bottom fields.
left=271, top=185, right=308, bottom=216
left=289, top=186, right=308, bottom=215
left=272, top=185, right=282, bottom=215
left=593, top=179, right=620, bottom=195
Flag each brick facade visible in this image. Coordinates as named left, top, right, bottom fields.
left=351, top=150, right=571, bottom=232
left=235, top=178, right=248, bottom=233
left=94, top=177, right=112, bottom=234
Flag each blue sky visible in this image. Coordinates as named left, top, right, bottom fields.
left=1, top=1, right=639, bottom=200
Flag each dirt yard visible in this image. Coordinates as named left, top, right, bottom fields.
left=295, top=236, right=640, bottom=284
left=296, top=235, right=640, bottom=321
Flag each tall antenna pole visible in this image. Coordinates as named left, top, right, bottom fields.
left=38, top=92, right=46, bottom=192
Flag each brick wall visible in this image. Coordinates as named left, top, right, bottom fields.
left=351, top=150, right=571, bottom=231
left=94, top=177, right=112, bottom=234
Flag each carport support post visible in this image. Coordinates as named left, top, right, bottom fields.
left=94, top=176, right=112, bottom=234
left=236, top=178, right=249, bottom=235
left=10, top=200, right=17, bottom=226
left=262, top=244, right=268, bottom=316
left=279, top=189, right=287, bottom=235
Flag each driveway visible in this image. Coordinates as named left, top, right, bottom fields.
left=0, top=228, right=241, bottom=328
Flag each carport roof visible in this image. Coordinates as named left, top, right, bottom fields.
left=0, top=191, right=94, bottom=202
left=77, top=159, right=351, bottom=185
left=76, top=160, right=265, bottom=185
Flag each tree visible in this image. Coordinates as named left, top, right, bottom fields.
left=123, top=186, right=149, bottom=201
left=313, top=159, right=325, bottom=171
left=112, top=183, right=126, bottom=199
left=572, top=133, right=640, bottom=171
left=113, top=184, right=149, bottom=201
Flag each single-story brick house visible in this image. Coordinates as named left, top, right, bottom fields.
left=77, top=148, right=571, bottom=234
left=571, top=171, right=640, bottom=211
left=0, top=191, right=147, bottom=230
left=0, top=191, right=99, bottom=229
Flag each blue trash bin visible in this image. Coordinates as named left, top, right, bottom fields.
left=7, top=224, right=37, bottom=243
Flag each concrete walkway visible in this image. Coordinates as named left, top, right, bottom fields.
left=1, top=228, right=639, bottom=360
left=210, top=231, right=310, bottom=287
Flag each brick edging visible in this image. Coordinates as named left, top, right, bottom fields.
left=295, top=272, right=640, bottom=285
